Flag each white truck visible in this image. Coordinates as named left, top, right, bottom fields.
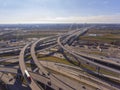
left=25, top=70, right=31, bottom=82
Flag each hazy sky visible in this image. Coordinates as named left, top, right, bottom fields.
left=0, top=0, right=120, bottom=23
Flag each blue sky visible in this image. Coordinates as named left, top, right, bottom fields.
left=0, top=0, right=120, bottom=23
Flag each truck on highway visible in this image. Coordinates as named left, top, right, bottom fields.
left=25, top=70, right=31, bottom=82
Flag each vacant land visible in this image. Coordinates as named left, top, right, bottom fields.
left=80, top=29, right=120, bottom=44
left=38, top=54, right=72, bottom=65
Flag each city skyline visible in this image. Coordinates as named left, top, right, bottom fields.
left=0, top=0, right=120, bottom=24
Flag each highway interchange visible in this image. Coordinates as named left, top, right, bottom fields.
left=0, top=27, right=120, bottom=90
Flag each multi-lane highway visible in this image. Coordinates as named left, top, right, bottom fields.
left=0, top=27, right=120, bottom=90
left=19, top=42, right=43, bottom=90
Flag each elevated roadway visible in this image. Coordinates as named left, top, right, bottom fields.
left=19, top=42, right=43, bottom=90
left=31, top=37, right=77, bottom=90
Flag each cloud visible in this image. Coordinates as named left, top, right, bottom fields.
left=0, top=14, right=120, bottom=24
left=28, top=14, right=120, bottom=23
